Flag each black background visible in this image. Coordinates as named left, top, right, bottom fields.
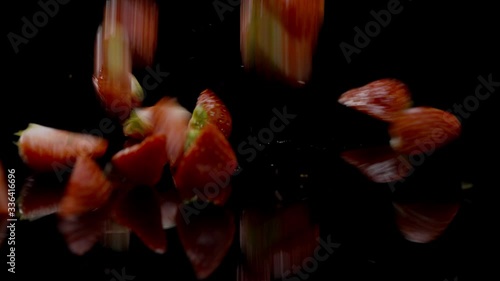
left=2, top=0, right=499, bottom=281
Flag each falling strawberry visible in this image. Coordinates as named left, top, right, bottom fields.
left=388, top=107, right=462, bottom=155
left=174, top=123, right=238, bottom=205
left=338, top=78, right=413, bottom=122
left=189, top=89, right=232, bottom=139
left=262, top=0, right=325, bottom=39
left=152, top=97, right=192, bottom=167
left=111, top=134, right=168, bottom=187
left=58, top=157, right=113, bottom=218
left=340, top=145, right=413, bottom=183
left=93, top=15, right=143, bottom=120
left=393, top=201, right=460, bottom=243
left=112, top=185, right=167, bottom=254
left=118, top=0, right=159, bottom=66
left=240, top=0, right=324, bottom=86
left=16, top=123, right=108, bottom=172
left=122, top=97, right=191, bottom=168
left=175, top=205, right=235, bottom=280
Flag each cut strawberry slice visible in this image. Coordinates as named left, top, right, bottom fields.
left=112, top=185, right=167, bottom=254
left=190, top=89, right=232, bottom=139
left=175, top=205, right=235, bottom=280
left=16, top=123, right=108, bottom=172
left=18, top=174, right=66, bottom=221
left=58, top=157, right=113, bottom=218
left=393, top=201, right=460, bottom=243
left=340, top=145, right=413, bottom=183
left=389, top=107, right=462, bottom=155
left=111, top=134, right=168, bottom=187
left=338, top=78, right=413, bottom=122
left=152, top=97, right=192, bottom=167
left=174, top=123, right=238, bottom=205
left=122, top=97, right=191, bottom=168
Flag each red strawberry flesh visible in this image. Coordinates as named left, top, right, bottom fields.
left=174, top=124, right=238, bottom=205
left=152, top=97, right=192, bottom=168
left=111, top=134, right=168, bottom=187
left=59, top=157, right=113, bottom=218
left=338, top=78, right=413, bottom=122
left=190, top=89, right=233, bottom=139
left=389, top=107, right=462, bottom=155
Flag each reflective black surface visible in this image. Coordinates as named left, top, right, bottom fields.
left=3, top=1, right=499, bottom=280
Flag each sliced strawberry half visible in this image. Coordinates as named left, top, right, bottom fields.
left=112, top=185, right=167, bottom=254
left=340, top=145, right=413, bottom=183
left=174, top=123, right=238, bottom=205
left=152, top=97, right=192, bottom=168
left=190, top=89, right=232, bottom=139
left=393, top=201, right=460, bottom=243
left=122, top=97, right=191, bottom=168
left=175, top=205, right=235, bottom=280
left=16, top=123, right=108, bottom=173
left=338, top=78, right=413, bottom=122
left=389, top=107, right=462, bottom=155
left=58, top=157, right=113, bottom=218
left=111, top=134, right=168, bottom=187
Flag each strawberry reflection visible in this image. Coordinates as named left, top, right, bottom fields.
left=341, top=145, right=412, bottom=183
left=176, top=203, right=236, bottom=280
left=238, top=202, right=320, bottom=281
left=393, top=200, right=460, bottom=243
left=15, top=166, right=238, bottom=279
